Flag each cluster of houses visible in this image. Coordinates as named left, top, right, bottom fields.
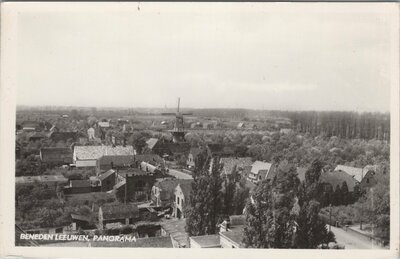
left=16, top=117, right=380, bottom=248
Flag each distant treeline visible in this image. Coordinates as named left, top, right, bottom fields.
left=272, top=111, right=390, bottom=140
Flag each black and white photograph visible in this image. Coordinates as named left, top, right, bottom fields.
left=0, top=2, right=399, bottom=257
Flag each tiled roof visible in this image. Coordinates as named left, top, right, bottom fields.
left=220, top=157, right=253, bottom=175
left=320, top=171, right=358, bottom=192
left=251, top=161, right=273, bottom=175
left=74, top=145, right=134, bottom=160
left=99, top=169, right=116, bottom=181
left=146, top=138, right=159, bottom=150
left=100, top=204, right=139, bottom=220
left=334, top=165, right=364, bottom=182
left=98, top=155, right=135, bottom=166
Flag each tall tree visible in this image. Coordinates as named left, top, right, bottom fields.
left=294, top=200, right=331, bottom=248
left=185, top=154, right=224, bottom=236
left=243, top=161, right=299, bottom=248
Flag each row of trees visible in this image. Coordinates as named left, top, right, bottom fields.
left=280, top=111, right=390, bottom=141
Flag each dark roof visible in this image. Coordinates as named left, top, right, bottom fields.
left=70, top=213, right=90, bottom=222
left=135, top=154, right=163, bottom=165
left=100, top=204, right=139, bottom=220
left=177, top=182, right=192, bottom=198
left=118, top=168, right=152, bottom=177
left=99, top=169, right=116, bottom=181
left=70, top=180, right=91, bottom=188
left=207, top=144, right=236, bottom=156
left=98, top=155, right=135, bottom=166
left=320, top=171, right=358, bottom=192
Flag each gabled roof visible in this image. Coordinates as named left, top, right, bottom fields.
left=334, top=165, right=364, bottom=182
left=320, top=171, right=358, bottom=192
left=74, top=145, right=134, bottom=160
left=100, top=204, right=139, bottom=220
left=146, top=138, right=159, bottom=150
left=177, top=181, right=192, bottom=199
left=155, top=179, right=193, bottom=199
left=99, top=169, right=116, bottom=181
left=135, top=154, right=163, bottom=165
left=98, top=155, right=135, bottom=167
left=70, top=180, right=91, bottom=188
left=251, top=161, right=273, bottom=175
left=220, top=157, right=253, bottom=175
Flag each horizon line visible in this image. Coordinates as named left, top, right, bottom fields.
left=16, top=104, right=390, bottom=114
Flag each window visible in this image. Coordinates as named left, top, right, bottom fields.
left=366, top=178, right=370, bottom=184
left=177, top=197, right=180, bottom=205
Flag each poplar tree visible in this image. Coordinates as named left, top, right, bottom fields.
left=185, top=153, right=223, bottom=236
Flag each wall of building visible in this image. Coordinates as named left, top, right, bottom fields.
left=76, top=159, right=97, bottom=167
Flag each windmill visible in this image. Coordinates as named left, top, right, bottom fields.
left=161, top=98, right=192, bottom=143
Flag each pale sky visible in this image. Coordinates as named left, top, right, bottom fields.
left=15, top=3, right=395, bottom=112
